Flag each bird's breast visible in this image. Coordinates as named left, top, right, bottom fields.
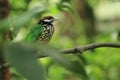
left=39, top=24, right=54, bottom=42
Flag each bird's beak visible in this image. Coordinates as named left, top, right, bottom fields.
left=53, top=18, right=59, bottom=21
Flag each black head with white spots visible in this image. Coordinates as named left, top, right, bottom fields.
left=38, top=16, right=58, bottom=25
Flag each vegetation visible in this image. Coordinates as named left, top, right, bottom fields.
left=0, top=0, right=120, bottom=80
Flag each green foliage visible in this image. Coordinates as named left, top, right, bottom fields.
left=4, top=43, right=87, bottom=80
left=38, top=45, right=88, bottom=79
left=0, top=0, right=120, bottom=80
left=5, top=43, right=45, bottom=80
left=0, top=7, right=46, bottom=31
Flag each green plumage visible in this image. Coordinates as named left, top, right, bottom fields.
left=25, top=24, right=43, bottom=42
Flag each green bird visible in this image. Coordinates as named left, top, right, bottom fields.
left=25, top=16, right=58, bottom=43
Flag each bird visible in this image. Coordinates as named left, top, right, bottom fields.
left=25, top=16, right=58, bottom=43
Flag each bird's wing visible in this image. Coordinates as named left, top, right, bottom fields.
left=25, top=24, right=43, bottom=42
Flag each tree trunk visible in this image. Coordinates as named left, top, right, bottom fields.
left=0, top=0, right=10, bottom=80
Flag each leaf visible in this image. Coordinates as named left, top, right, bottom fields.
left=57, top=1, right=74, bottom=14
left=5, top=43, right=45, bottom=80
left=0, top=6, right=46, bottom=31
left=39, top=45, right=88, bottom=79
left=39, top=45, right=71, bottom=66
left=70, top=61, right=88, bottom=79
left=5, top=43, right=88, bottom=79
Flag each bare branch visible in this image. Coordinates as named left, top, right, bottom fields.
left=38, top=43, right=120, bottom=58
left=61, top=43, right=120, bottom=54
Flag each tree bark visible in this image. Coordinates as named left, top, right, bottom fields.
left=0, top=0, right=10, bottom=80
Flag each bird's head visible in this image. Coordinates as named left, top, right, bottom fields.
left=38, top=16, right=58, bottom=24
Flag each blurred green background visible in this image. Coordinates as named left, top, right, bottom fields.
left=0, top=0, right=120, bottom=80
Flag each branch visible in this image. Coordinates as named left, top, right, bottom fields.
left=5, top=43, right=120, bottom=68
left=61, top=43, right=120, bottom=54
left=38, top=43, right=120, bottom=58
